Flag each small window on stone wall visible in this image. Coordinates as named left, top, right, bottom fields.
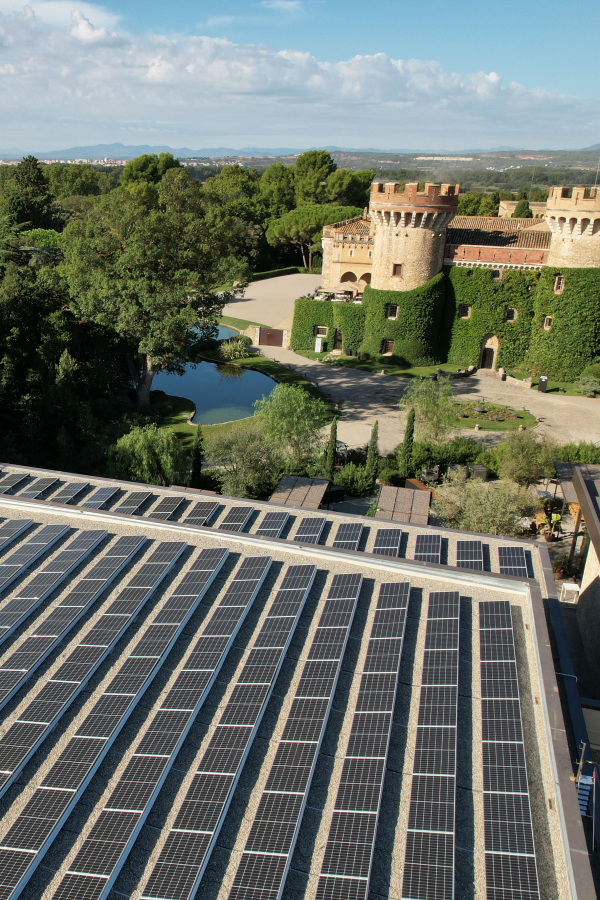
left=381, top=339, right=395, bottom=355
left=543, top=316, right=553, bottom=330
left=386, top=304, right=398, bottom=319
left=368, top=250, right=373, bottom=258
left=392, top=264, right=403, bottom=277
left=314, top=326, right=328, bottom=337
left=554, top=275, right=565, bottom=293
left=504, top=307, right=517, bottom=321
left=491, top=269, right=502, bottom=281
left=458, top=305, right=471, bottom=319
left=349, top=249, right=354, bottom=257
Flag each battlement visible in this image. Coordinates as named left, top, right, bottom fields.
left=546, top=185, right=600, bottom=212
left=370, top=181, right=460, bottom=207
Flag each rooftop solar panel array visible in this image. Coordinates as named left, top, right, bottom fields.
left=414, top=533, right=442, bottom=565
left=185, top=501, right=219, bottom=527
left=479, top=601, right=539, bottom=900
left=0, top=541, right=185, bottom=805
left=52, top=482, right=89, bottom=504
left=0, top=535, right=146, bottom=713
left=401, top=591, right=460, bottom=900
left=149, top=496, right=185, bottom=521
left=0, top=519, right=33, bottom=553
left=0, top=528, right=104, bottom=645
left=0, top=524, right=69, bottom=594
left=0, top=541, right=190, bottom=900
left=18, top=477, right=58, bottom=499
left=498, top=546, right=528, bottom=578
left=294, top=516, right=326, bottom=545
left=332, top=522, right=364, bottom=551
left=255, top=511, right=290, bottom=538
left=116, top=492, right=153, bottom=516
left=220, top=506, right=254, bottom=532
left=227, top=572, right=363, bottom=900
left=140, top=563, right=317, bottom=900
left=0, top=474, right=28, bottom=495
left=51, top=547, right=257, bottom=900
left=373, top=528, right=402, bottom=558
left=316, top=581, right=410, bottom=900
left=80, top=486, right=119, bottom=509
left=456, top=540, right=484, bottom=571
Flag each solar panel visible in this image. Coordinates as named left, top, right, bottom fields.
left=0, top=474, right=28, bottom=495
left=255, top=511, right=290, bottom=538
left=115, top=492, right=152, bottom=516
left=372, top=528, right=402, bottom=557
left=332, top=522, right=364, bottom=551
left=456, top=539, right=484, bottom=571
left=17, top=477, right=58, bottom=499
left=80, top=486, right=119, bottom=509
left=185, top=501, right=219, bottom=527
left=316, top=582, right=410, bottom=900
left=414, top=533, right=442, bottom=564
left=479, top=601, right=539, bottom=899
left=498, top=546, right=528, bottom=578
left=0, top=519, right=34, bottom=553
left=220, top=506, right=254, bottom=532
left=148, top=496, right=185, bottom=521
left=0, top=523, right=70, bottom=593
left=0, top=541, right=186, bottom=811
left=53, top=482, right=88, bottom=504
left=295, top=516, right=326, bottom=544
left=401, top=592, right=460, bottom=900
left=226, top=572, right=363, bottom=900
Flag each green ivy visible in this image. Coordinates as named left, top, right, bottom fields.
left=289, top=297, right=364, bottom=353
left=334, top=303, right=365, bottom=354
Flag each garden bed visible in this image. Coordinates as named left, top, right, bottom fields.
left=451, top=401, right=537, bottom=431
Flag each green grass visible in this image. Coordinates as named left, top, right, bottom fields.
left=220, top=315, right=267, bottom=331
left=294, top=351, right=461, bottom=379
left=152, top=394, right=197, bottom=449
left=504, top=367, right=583, bottom=396
left=451, top=401, right=537, bottom=431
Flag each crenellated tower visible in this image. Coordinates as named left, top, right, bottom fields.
left=368, top=181, right=459, bottom=291
left=545, top=186, right=600, bottom=268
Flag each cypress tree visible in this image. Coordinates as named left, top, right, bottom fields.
left=398, top=408, right=415, bottom=478
left=365, top=420, right=379, bottom=484
left=190, top=424, right=204, bottom=488
left=325, top=418, right=337, bottom=481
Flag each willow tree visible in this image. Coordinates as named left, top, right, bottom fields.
left=62, top=167, right=251, bottom=407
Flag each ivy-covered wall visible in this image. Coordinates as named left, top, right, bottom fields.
left=289, top=297, right=365, bottom=354
left=525, top=268, right=600, bottom=380
left=360, top=274, right=446, bottom=365
left=444, top=267, right=538, bottom=368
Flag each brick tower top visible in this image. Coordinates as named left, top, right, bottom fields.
left=545, top=186, right=600, bottom=268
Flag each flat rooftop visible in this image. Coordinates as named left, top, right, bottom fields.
left=0, top=463, right=592, bottom=900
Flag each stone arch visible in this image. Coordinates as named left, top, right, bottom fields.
left=361, top=273, right=372, bottom=285
left=480, top=334, right=499, bottom=370
left=340, top=271, right=357, bottom=283
left=593, top=219, right=600, bottom=236
left=569, top=217, right=578, bottom=234
left=558, top=216, right=567, bottom=233
left=581, top=218, right=591, bottom=235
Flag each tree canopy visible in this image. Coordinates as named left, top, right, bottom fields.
left=266, top=203, right=362, bottom=268
left=254, top=383, right=329, bottom=469
left=294, top=150, right=337, bottom=206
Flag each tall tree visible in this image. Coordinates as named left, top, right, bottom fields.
left=206, top=422, right=281, bottom=499
left=325, top=169, right=374, bottom=208
left=512, top=198, right=533, bottom=218
left=294, top=150, right=337, bottom=206
left=2, top=156, right=54, bottom=230
left=120, top=153, right=181, bottom=187
left=398, top=378, right=456, bottom=443
left=397, top=407, right=416, bottom=478
left=254, top=383, right=329, bottom=470
left=324, top=418, right=337, bottom=481
left=266, top=204, right=362, bottom=268
left=62, top=169, right=251, bottom=407
left=365, top=420, right=379, bottom=484
left=259, top=163, right=296, bottom=218
left=106, top=424, right=188, bottom=485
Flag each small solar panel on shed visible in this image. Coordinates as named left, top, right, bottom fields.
left=149, top=496, right=185, bottom=521
left=332, top=522, right=363, bottom=551
left=373, top=529, right=402, bottom=557
left=414, top=534, right=442, bottom=564
left=18, top=478, right=58, bottom=499
left=498, top=546, right=528, bottom=577
left=295, top=517, right=326, bottom=544
left=256, top=511, right=289, bottom=538
left=53, top=482, right=88, bottom=504
left=116, top=492, right=152, bottom=515
left=80, top=486, right=119, bottom=509
left=456, top=540, right=484, bottom=571
left=185, top=501, right=219, bottom=527
left=0, top=474, right=28, bottom=495
left=220, top=506, right=253, bottom=532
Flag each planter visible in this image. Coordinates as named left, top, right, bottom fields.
left=544, top=532, right=556, bottom=542
left=553, top=569, right=564, bottom=580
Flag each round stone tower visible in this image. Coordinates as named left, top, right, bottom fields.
left=369, top=181, right=459, bottom=291
left=545, top=185, right=600, bottom=268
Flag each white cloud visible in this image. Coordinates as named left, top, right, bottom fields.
left=0, top=4, right=597, bottom=150
left=261, top=0, right=303, bottom=11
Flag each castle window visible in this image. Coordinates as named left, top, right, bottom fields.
left=349, top=249, right=354, bottom=257
left=392, top=264, right=403, bottom=277
left=491, top=269, right=502, bottom=281
left=554, top=275, right=564, bottom=293
left=466, top=269, right=473, bottom=276
left=504, top=307, right=517, bottom=322
left=543, top=316, right=553, bottom=330
left=458, top=305, right=471, bottom=319
left=368, top=250, right=373, bottom=258
left=314, top=326, right=328, bottom=337
left=386, top=304, right=398, bottom=320
left=381, top=339, right=395, bottom=355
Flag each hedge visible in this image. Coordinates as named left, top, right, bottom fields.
left=289, top=298, right=364, bottom=353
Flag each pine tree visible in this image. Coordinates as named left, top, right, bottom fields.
left=325, top=418, right=337, bottom=482
left=365, top=420, right=379, bottom=484
left=190, top=424, right=204, bottom=488
left=398, top=408, right=415, bottom=479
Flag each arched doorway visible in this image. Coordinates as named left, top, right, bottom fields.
left=340, top=271, right=357, bottom=283
left=480, top=334, right=499, bottom=369
left=361, top=273, right=371, bottom=284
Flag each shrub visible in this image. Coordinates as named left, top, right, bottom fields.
left=254, top=383, right=329, bottom=470
left=433, top=470, right=540, bottom=536
left=497, top=431, right=557, bottom=485
left=220, top=337, right=251, bottom=361
left=106, top=424, right=188, bottom=486
left=206, top=422, right=281, bottom=499
left=582, top=362, right=600, bottom=378
left=580, top=374, right=600, bottom=397
left=399, top=378, right=457, bottom=442
left=410, top=436, right=481, bottom=476
left=333, top=462, right=374, bottom=496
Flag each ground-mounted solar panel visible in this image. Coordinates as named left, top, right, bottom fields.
left=294, top=516, right=326, bottom=545
left=316, top=582, right=410, bottom=900
left=52, top=482, right=88, bottom=504
left=456, top=539, right=484, bottom=571
left=0, top=541, right=186, bottom=813
left=185, top=501, right=219, bottom=527
left=220, top=506, right=254, bottom=532
left=17, top=477, right=58, bottom=499
left=373, top=528, right=402, bottom=558
left=332, top=522, right=364, bottom=551
left=401, top=592, right=460, bottom=900
left=80, top=486, right=119, bottom=509
left=498, top=546, right=528, bottom=578
left=414, top=533, right=442, bottom=564
left=138, top=563, right=316, bottom=900
left=226, top=572, right=363, bottom=900
left=0, top=523, right=70, bottom=594
left=0, top=535, right=146, bottom=713
left=479, top=601, right=539, bottom=900
left=0, top=519, right=34, bottom=553
left=50, top=551, right=275, bottom=900
left=115, top=492, right=152, bottom=516
left=148, top=496, right=185, bottom=521
left=255, top=511, right=290, bottom=538
left=0, top=473, right=28, bottom=495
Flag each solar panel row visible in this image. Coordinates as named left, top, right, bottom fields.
left=479, top=601, right=539, bottom=900
left=80, top=486, right=119, bottom=509
left=116, top=492, right=153, bottom=516
left=401, top=591, right=460, bottom=900
left=53, top=482, right=88, bottom=504
left=140, top=563, right=317, bottom=900
left=332, top=522, right=364, bottom=551
left=0, top=535, right=146, bottom=714
left=0, top=519, right=34, bottom=553
left=185, top=501, right=219, bottom=528
left=18, top=477, right=58, bottom=499
left=456, top=540, right=484, bottom=571
left=373, top=528, right=402, bottom=558
left=220, top=506, right=254, bottom=532
left=294, top=517, right=326, bottom=545
left=149, top=496, right=185, bottom=521
left=414, top=534, right=442, bottom=565
left=316, top=581, right=410, bottom=900
left=227, top=572, right=364, bottom=900
left=0, top=523, right=69, bottom=594
left=0, top=474, right=28, bottom=495
left=0, top=541, right=189, bottom=900
left=255, top=511, right=290, bottom=538
left=498, top=547, right=529, bottom=578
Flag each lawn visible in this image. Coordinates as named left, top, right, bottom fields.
left=504, top=367, right=582, bottom=396
left=451, top=401, right=538, bottom=431
left=294, top=351, right=461, bottom=379
left=220, top=315, right=267, bottom=331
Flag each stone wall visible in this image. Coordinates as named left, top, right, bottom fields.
left=577, top=540, right=600, bottom=684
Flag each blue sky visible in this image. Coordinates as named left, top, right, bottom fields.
left=0, top=0, right=598, bottom=152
